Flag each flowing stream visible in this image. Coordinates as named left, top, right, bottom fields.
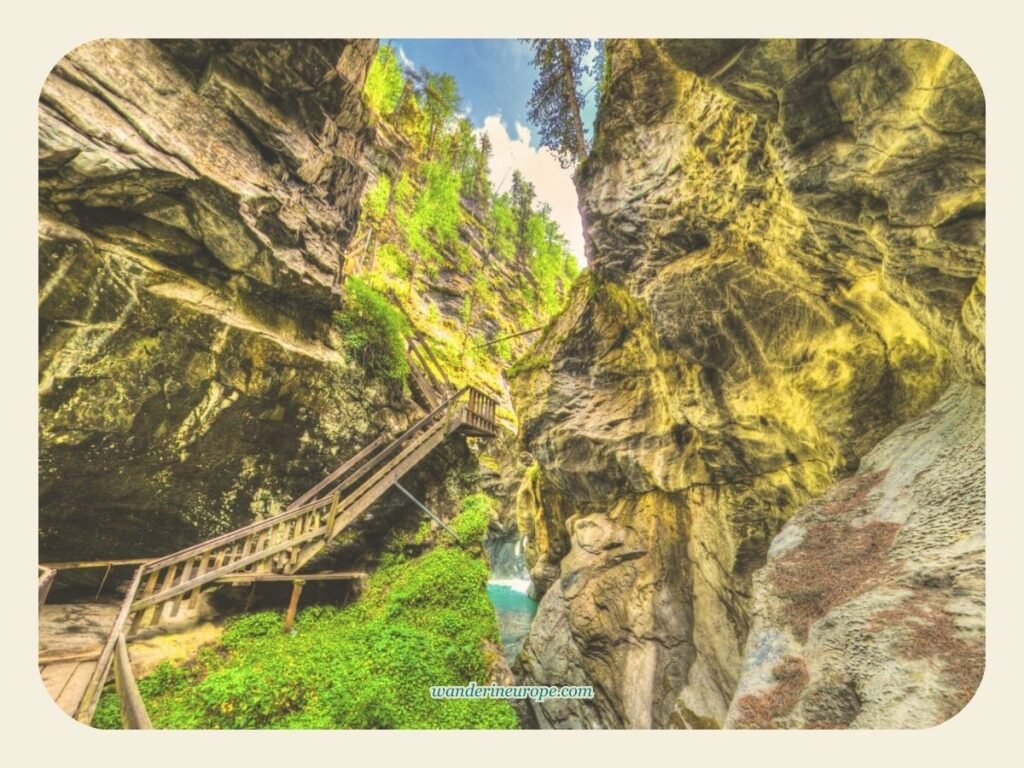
left=485, top=534, right=538, bottom=663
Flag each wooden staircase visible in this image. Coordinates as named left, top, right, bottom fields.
left=71, top=381, right=498, bottom=726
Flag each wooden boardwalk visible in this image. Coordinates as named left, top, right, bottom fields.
left=39, top=368, right=498, bottom=728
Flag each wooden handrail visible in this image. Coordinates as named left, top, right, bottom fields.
left=286, top=433, right=390, bottom=512
left=113, top=633, right=152, bottom=729
left=144, top=387, right=487, bottom=575
left=40, top=558, right=151, bottom=570
left=75, top=566, right=145, bottom=724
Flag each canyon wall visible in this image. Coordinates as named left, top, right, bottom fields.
left=39, top=40, right=389, bottom=560
left=511, top=39, right=984, bottom=728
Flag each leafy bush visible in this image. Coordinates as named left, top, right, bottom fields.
left=375, top=243, right=410, bottom=282
left=334, top=277, right=409, bottom=382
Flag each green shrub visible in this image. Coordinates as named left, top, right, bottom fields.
left=334, top=277, right=409, bottom=382
left=451, top=493, right=493, bottom=542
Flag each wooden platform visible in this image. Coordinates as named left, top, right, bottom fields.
left=39, top=603, right=118, bottom=716
left=42, top=660, right=98, bottom=716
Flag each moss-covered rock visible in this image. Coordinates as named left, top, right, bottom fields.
left=512, top=39, right=983, bottom=729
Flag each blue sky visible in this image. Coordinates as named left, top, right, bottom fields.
left=389, top=39, right=537, bottom=132
left=390, top=38, right=599, bottom=142
left=388, top=39, right=597, bottom=264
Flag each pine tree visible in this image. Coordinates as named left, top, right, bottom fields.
left=524, top=38, right=592, bottom=169
left=412, top=68, right=461, bottom=161
left=510, top=170, right=536, bottom=264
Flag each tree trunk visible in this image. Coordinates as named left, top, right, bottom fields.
left=557, top=40, right=587, bottom=162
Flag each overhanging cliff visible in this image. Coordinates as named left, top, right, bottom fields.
left=39, top=40, right=391, bottom=559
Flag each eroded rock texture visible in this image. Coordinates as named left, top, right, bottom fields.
left=39, top=40, right=391, bottom=559
left=511, top=39, right=983, bottom=729
left=726, top=383, right=983, bottom=728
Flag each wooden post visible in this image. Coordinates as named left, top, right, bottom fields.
left=325, top=492, right=341, bottom=540
left=94, top=563, right=112, bottom=600
left=283, top=579, right=305, bottom=633
left=38, top=568, right=56, bottom=613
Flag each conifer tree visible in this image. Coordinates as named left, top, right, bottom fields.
left=524, top=38, right=592, bottom=168
left=510, top=170, right=536, bottom=264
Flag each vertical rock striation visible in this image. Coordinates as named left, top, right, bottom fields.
left=39, top=40, right=385, bottom=559
left=510, top=39, right=983, bottom=728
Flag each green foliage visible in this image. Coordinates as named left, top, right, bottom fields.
left=376, top=243, right=410, bottom=282
left=489, top=194, right=517, bottom=262
left=334, top=277, right=409, bottom=382
left=113, top=547, right=516, bottom=730
left=451, top=493, right=494, bottom=542
left=363, top=175, right=391, bottom=220
left=394, top=161, right=462, bottom=284
left=364, top=45, right=406, bottom=116
left=507, top=352, right=552, bottom=379
left=414, top=69, right=461, bottom=159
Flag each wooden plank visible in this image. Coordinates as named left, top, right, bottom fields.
left=314, top=387, right=468, bottom=507
left=40, top=661, right=79, bottom=702
left=168, top=559, right=194, bottom=618
left=282, top=580, right=305, bottom=633
left=187, top=553, right=211, bottom=610
left=143, top=501, right=314, bottom=572
left=114, top=634, right=152, bottom=729
left=129, top=570, right=161, bottom=635
left=330, top=418, right=449, bottom=531
left=292, top=421, right=452, bottom=573
left=214, top=571, right=367, bottom=584
left=130, top=529, right=325, bottom=612
left=40, top=558, right=150, bottom=570
left=56, top=662, right=96, bottom=716
left=286, top=433, right=390, bottom=512
left=147, top=564, right=178, bottom=627
left=39, top=650, right=102, bottom=665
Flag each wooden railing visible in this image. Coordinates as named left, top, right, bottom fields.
left=465, top=387, right=498, bottom=435
left=72, top=385, right=498, bottom=726
left=113, top=633, right=152, bottom=729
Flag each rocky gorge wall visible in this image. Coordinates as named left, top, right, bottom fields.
left=38, top=39, right=398, bottom=560
left=511, top=39, right=984, bottom=729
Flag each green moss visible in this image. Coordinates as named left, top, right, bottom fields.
left=334, top=277, right=409, bottom=382
left=507, top=353, right=551, bottom=379
left=95, top=546, right=516, bottom=730
left=451, top=493, right=494, bottom=542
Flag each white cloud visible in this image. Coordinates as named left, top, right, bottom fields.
left=397, top=47, right=414, bottom=70
left=479, top=114, right=586, bottom=267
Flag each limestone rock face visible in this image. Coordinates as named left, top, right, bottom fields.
left=511, top=39, right=983, bottom=728
left=39, top=40, right=389, bottom=559
left=726, top=383, right=984, bottom=728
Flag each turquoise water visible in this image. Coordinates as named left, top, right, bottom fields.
left=486, top=581, right=538, bottom=663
